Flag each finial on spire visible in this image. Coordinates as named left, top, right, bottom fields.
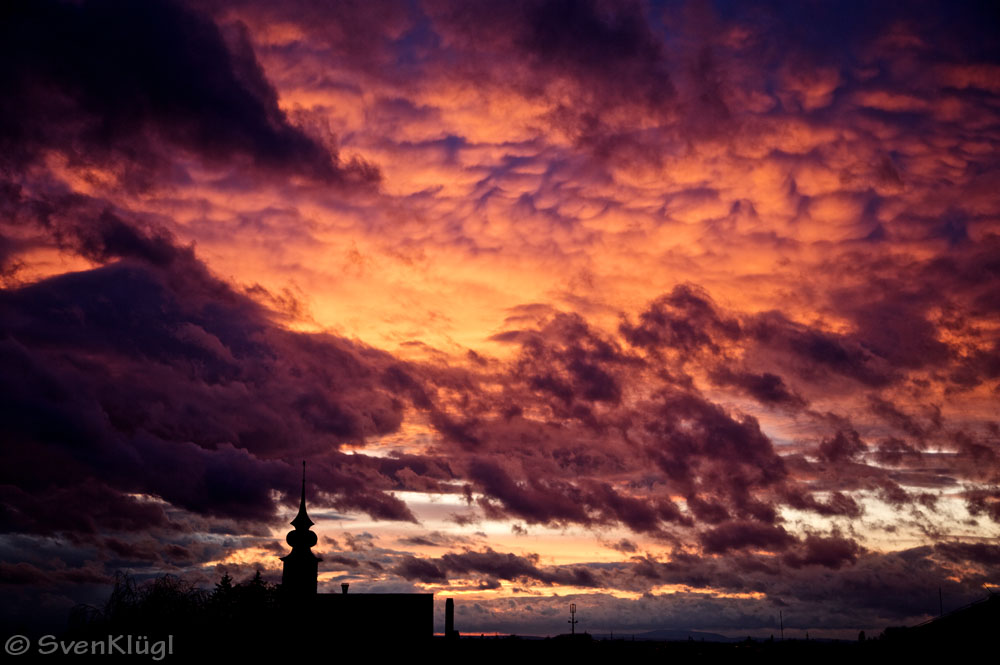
left=290, top=460, right=314, bottom=530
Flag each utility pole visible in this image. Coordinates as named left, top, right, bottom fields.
left=779, top=611, right=784, bottom=641
left=568, top=603, right=578, bottom=635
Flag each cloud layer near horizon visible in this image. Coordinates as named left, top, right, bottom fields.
left=1, top=0, right=998, bottom=636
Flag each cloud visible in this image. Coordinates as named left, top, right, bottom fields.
left=392, top=555, right=448, bottom=583
left=782, top=534, right=863, bottom=569
left=620, top=284, right=741, bottom=355
left=707, top=367, right=807, bottom=408
left=394, top=547, right=599, bottom=588
left=2, top=0, right=1000, bottom=638
left=0, top=0, right=377, bottom=184
left=699, top=521, right=796, bottom=555
left=0, top=210, right=420, bottom=531
left=429, top=0, right=674, bottom=109
left=642, top=391, right=787, bottom=522
left=819, top=430, right=868, bottom=463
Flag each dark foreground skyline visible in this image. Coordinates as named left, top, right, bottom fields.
left=2, top=0, right=999, bottom=639
left=13, top=567, right=997, bottom=660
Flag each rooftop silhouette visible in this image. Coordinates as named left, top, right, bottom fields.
left=278, top=462, right=433, bottom=643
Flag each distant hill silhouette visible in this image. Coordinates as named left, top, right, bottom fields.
left=624, top=629, right=739, bottom=642
left=882, top=593, right=998, bottom=652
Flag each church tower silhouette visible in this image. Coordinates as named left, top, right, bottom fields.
left=280, top=461, right=321, bottom=596
left=275, top=460, right=433, bottom=641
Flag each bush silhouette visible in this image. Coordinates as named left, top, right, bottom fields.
left=67, top=570, right=284, bottom=655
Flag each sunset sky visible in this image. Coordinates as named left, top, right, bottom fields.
left=2, top=0, right=999, bottom=638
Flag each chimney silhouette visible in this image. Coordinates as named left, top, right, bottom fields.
left=280, top=461, right=322, bottom=597
left=445, top=598, right=455, bottom=639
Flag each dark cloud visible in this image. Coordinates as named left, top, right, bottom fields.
left=699, top=521, right=796, bottom=554
left=746, top=312, right=897, bottom=388
left=0, top=213, right=419, bottom=532
left=783, top=534, right=863, bottom=569
left=494, top=312, right=636, bottom=419
left=875, top=437, right=922, bottom=466
left=934, top=541, right=1000, bottom=567
left=841, top=298, right=951, bottom=372
left=716, top=0, right=1000, bottom=66
left=468, top=458, right=590, bottom=526
left=396, top=531, right=475, bottom=549
left=819, top=430, right=868, bottom=463
left=581, top=481, right=683, bottom=533
left=517, top=0, right=673, bottom=105
left=965, top=488, right=1000, bottom=522
left=0, top=481, right=169, bottom=536
left=620, top=284, right=741, bottom=355
left=609, top=538, right=638, bottom=553
left=418, top=0, right=688, bottom=163
left=392, top=555, right=448, bottom=583
left=782, top=488, right=864, bottom=518
left=643, top=391, right=786, bottom=521
left=0, top=0, right=377, bottom=184
left=394, top=547, right=600, bottom=588
left=708, top=367, right=807, bottom=408
left=430, top=0, right=673, bottom=109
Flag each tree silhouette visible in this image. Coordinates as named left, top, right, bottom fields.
left=68, top=569, right=282, bottom=648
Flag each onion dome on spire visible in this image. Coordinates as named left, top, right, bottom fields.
left=281, top=460, right=321, bottom=596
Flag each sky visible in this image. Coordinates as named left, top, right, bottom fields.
left=1, top=0, right=999, bottom=639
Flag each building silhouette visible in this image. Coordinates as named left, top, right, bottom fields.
left=279, top=463, right=434, bottom=642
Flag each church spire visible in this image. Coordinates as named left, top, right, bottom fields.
left=281, top=460, right=320, bottom=597
left=291, top=460, right=314, bottom=530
